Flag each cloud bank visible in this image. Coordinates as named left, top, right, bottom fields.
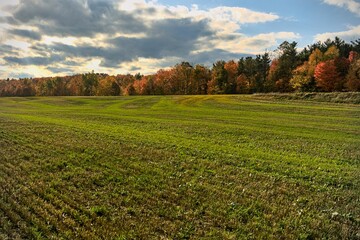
left=0, top=0, right=300, bottom=78
left=315, top=25, right=360, bottom=42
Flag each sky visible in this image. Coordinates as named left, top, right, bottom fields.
left=0, top=0, right=359, bottom=79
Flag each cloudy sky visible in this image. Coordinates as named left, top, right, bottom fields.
left=0, top=0, right=359, bottom=79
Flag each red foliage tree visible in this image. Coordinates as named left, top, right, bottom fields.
left=314, top=60, right=343, bottom=91
left=133, top=77, right=150, bottom=95
left=153, top=69, right=175, bottom=95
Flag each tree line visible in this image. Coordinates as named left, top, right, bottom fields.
left=1, top=37, right=360, bottom=97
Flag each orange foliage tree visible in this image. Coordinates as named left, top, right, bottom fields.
left=97, top=76, right=120, bottom=96
left=224, top=60, right=238, bottom=94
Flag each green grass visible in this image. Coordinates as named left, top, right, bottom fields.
left=0, top=95, right=359, bottom=239
left=254, top=92, right=360, bottom=104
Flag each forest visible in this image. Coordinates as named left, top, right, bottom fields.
left=1, top=37, right=360, bottom=97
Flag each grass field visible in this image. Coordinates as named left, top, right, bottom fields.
left=0, top=95, right=359, bottom=239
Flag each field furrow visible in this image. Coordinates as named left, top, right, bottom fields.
left=0, top=95, right=359, bottom=239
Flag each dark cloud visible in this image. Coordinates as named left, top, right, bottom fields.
left=8, top=72, right=34, bottom=79
left=9, top=0, right=146, bottom=37
left=0, top=44, right=18, bottom=55
left=3, top=16, right=18, bottom=25
left=27, top=18, right=214, bottom=68
left=104, top=18, right=214, bottom=66
left=49, top=43, right=125, bottom=61
left=47, top=66, right=72, bottom=73
left=63, top=60, right=80, bottom=66
left=28, top=42, right=126, bottom=68
left=8, top=29, right=42, bottom=40
left=133, top=7, right=157, bottom=15
left=247, top=39, right=271, bottom=47
left=5, top=0, right=215, bottom=67
left=189, top=49, right=254, bottom=66
left=1, top=0, right=248, bottom=72
left=4, top=55, right=64, bottom=66
left=223, top=34, right=241, bottom=41
left=129, top=66, right=141, bottom=71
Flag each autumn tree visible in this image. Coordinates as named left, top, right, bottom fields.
left=290, top=62, right=312, bottom=91
left=82, top=71, right=99, bottom=96
left=308, top=49, right=324, bottom=68
left=0, top=79, right=18, bottom=96
left=316, top=45, right=350, bottom=91
left=153, top=69, right=175, bottom=95
left=54, top=77, right=69, bottom=95
left=116, top=74, right=136, bottom=95
left=134, top=76, right=157, bottom=95
left=0, top=37, right=359, bottom=96
left=193, top=65, right=211, bottom=94
left=124, top=83, right=136, bottom=96
left=208, top=61, right=228, bottom=94
left=237, top=57, right=254, bottom=92
left=314, top=60, right=344, bottom=91
left=10, top=78, right=36, bottom=96
left=290, top=48, right=323, bottom=91
left=67, top=75, right=84, bottom=95
left=0, top=80, right=5, bottom=96
left=323, top=45, right=340, bottom=61
left=335, top=57, right=350, bottom=78
left=224, top=60, right=238, bottom=94
left=349, top=51, right=359, bottom=63
left=44, top=78, right=56, bottom=95
left=345, top=57, right=360, bottom=91
left=133, top=77, right=147, bottom=95
left=142, top=75, right=156, bottom=95
left=302, top=37, right=353, bottom=60
left=96, top=76, right=120, bottom=96
left=268, top=41, right=299, bottom=92
left=265, top=59, right=279, bottom=92
left=173, top=62, right=194, bottom=95
left=236, top=74, right=250, bottom=93
left=36, top=77, right=67, bottom=96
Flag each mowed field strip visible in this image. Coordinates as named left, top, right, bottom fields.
left=0, top=95, right=359, bottom=239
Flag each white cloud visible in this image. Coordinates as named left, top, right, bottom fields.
left=211, top=32, right=301, bottom=55
left=4, top=39, right=30, bottom=51
left=323, top=0, right=360, bottom=16
left=208, top=7, right=279, bottom=25
left=204, top=7, right=279, bottom=34
left=315, top=25, right=360, bottom=42
left=119, top=1, right=280, bottom=34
